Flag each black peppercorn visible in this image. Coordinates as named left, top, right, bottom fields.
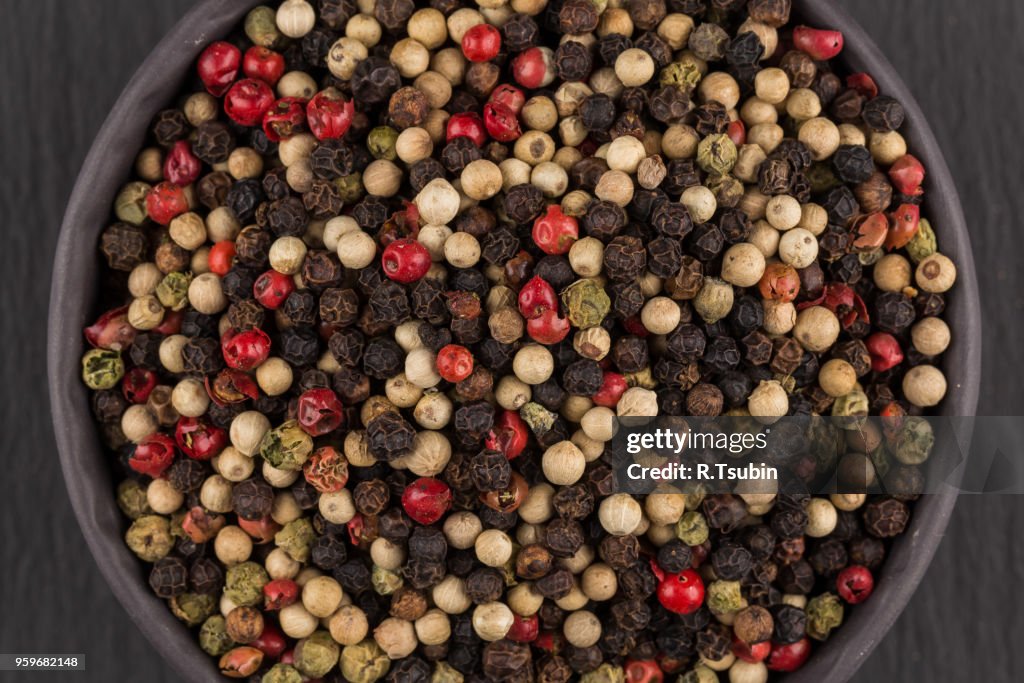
left=579, top=93, right=616, bottom=131
left=502, top=13, right=539, bottom=52
left=555, top=40, right=593, bottom=81
left=862, top=95, right=906, bottom=132
left=148, top=557, right=189, bottom=598
left=100, top=223, right=147, bottom=272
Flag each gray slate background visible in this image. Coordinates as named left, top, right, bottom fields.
left=1, top=0, right=1021, bottom=681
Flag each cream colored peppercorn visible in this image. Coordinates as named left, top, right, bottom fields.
left=168, top=212, right=207, bottom=251
left=184, top=92, right=218, bottom=125
left=563, top=610, right=602, bottom=648
left=521, top=96, right=558, bottom=132
left=798, top=203, right=828, bottom=235
left=682, top=185, right=717, bottom=224
left=442, top=511, right=482, bottom=550
left=699, top=72, right=741, bottom=110
left=280, top=603, right=318, bottom=639
left=513, top=344, right=554, bottom=385
left=227, top=147, right=263, bottom=180
left=336, top=230, right=378, bottom=269
left=121, top=404, right=157, bottom=443
left=916, top=253, right=957, bottom=293
left=363, top=159, right=403, bottom=197
left=912, top=317, right=951, bottom=356
left=507, top=583, right=544, bottom=617
left=394, top=126, right=433, bottom=164
left=171, top=378, right=209, bottom=418
left=459, top=159, right=502, bottom=201
left=495, top=375, right=531, bottom=411
left=158, top=335, right=187, bottom=374
left=128, top=263, right=162, bottom=297
left=230, top=411, right=271, bottom=456
left=874, top=253, right=912, bottom=292
left=580, top=406, right=615, bottom=442
left=370, top=538, right=406, bottom=571
left=720, top=243, right=766, bottom=288
left=266, top=547, right=300, bottom=580
left=414, top=71, right=452, bottom=110
left=581, top=563, right=618, bottom=601
left=730, top=660, right=769, bottom=683
left=645, top=491, right=687, bottom=525
left=206, top=206, right=240, bottom=242
left=415, top=609, right=451, bottom=647
left=693, top=278, right=734, bottom=324
left=200, top=475, right=234, bottom=514
left=432, top=576, right=472, bottom=615
left=390, top=38, right=430, bottom=78
left=407, top=8, right=448, bottom=49
left=573, top=327, right=611, bottom=361
left=146, top=478, right=183, bottom=515
left=541, top=441, right=586, bottom=485
left=276, top=0, right=315, bottom=38
left=264, top=462, right=300, bottom=489
left=514, top=130, right=556, bottom=165
left=748, top=123, right=783, bottom=155
left=255, top=357, right=293, bottom=396
left=798, top=117, right=841, bottom=160
left=441, top=231, right=479, bottom=268
left=606, top=135, right=647, bottom=173
left=748, top=220, right=780, bottom=258
left=277, top=71, right=316, bottom=100
left=268, top=236, right=307, bottom=275
left=214, top=526, right=253, bottom=566
left=215, top=447, right=254, bottom=483
left=598, top=494, right=643, bottom=536
left=617, top=387, right=658, bottom=417
left=403, top=348, right=440, bottom=389
left=786, top=88, right=822, bottom=121
left=516, top=483, right=553, bottom=525
left=278, top=133, right=316, bottom=166
left=794, top=306, right=840, bottom=353
left=475, top=529, right=513, bottom=567
left=819, top=359, right=857, bottom=398
left=413, top=392, right=452, bottom=430
left=416, top=178, right=461, bottom=225
left=330, top=605, right=369, bottom=646
left=472, top=602, right=513, bottom=642
left=555, top=583, right=589, bottom=611
left=831, top=493, right=867, bottom=512
left=418, top=225, right=452, bottom=261
left=765, top=195, right=801, bottom=231
left=188, top=273, right=227, bottom=315
left=754, top=67, right=790, bottom=104
left=430, top=47, right=466, bottom=87
left=778, top=228, right=818, bottom=268
left=870, top=130, right=907, bottom=165
left=903, top=365, right=947, bottom=407
left=640, top=296, right=682, bottom=335
left=384, top=373, right=423, bottom=409
left=128, top=295, right=164, bottom=330
left=762, top=300, right=796, bottom=335
left=614, top=48, right=655, bottom=87
left=531, top=161, right=569, bottom=198
left=747, top=380, right=788, bottom=424
left=805, top=498, right=838, bottom=538
left=319, top=490, right=356, bottom=525
left=594, top=169, right=634, bottom=206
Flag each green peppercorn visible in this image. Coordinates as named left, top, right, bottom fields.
left=580, top=663, right=625, bottom=683
left=260, top=419, right=314, bottom=471
left=869, top=443, right=891, bottom=480
left=125, top=515, right=173, bottom=562
left=676, top=510, right=709, bottom=545
left=372, top=565, right=404, bottom=595
left=199, top=615, right=235, bottom=656
left=678, top=665, right=719, bottom=683
left=340, top=640, right=391, bottom=683
left=82, top=349, right=125, bottom=390
left=906, top=217, right=937, bottom=264
left=659, top=62, right=701, bottom=92
left=519, top=402, right=556, bottom=435
left=261, top=663, right=304, bottom=683
left=431, top=662, right=464, bottom=683
left=294, top=631, right=340, bottom=678
left=117, top=479, right=153, bottom=520
left=706, top=579, right=743, bottom=614
left=831, top=390, right=869, bottom=423
left=224, top=561, right=270, bottom=607
left=368, top=126, right=400, bottom=161
left=696, top=134, right=738, bottom=175
left=561, top=278, right=611, bottom=329
left=170, top=592, right=217, bottom=627
left=890, top=416, right=934, bottom=465
left=156, top=271, right=193, bottom=311
left=806, top=592, right=844, bottom=640
left=335, top=172, right=364, bottom=204
left=114, top=181, right=152, bottom=226
left=244, top=6, right=283, bottom=48
left=693, top=277, right=734, bottom=324
left=275, top=518, right=316, bottom=563
left=807, top=162, right=840, bottom=194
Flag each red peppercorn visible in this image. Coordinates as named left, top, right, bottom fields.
left=483, top=102, right=523, bottom=142
left=758, top=262, right=801, bottom=302
left=238, top=515, right=280, bottom=543
left=208, top=240, right=237, bottom=276
left=146, top=182, right=189, bottom=225
left=262, top=97, right=307, bottom=142
left=155, top=310, right=183, bottom=336
left=885, top=203, right=921, bottom=250
left=623, top=315, right=650, bottom=337
left=526, top=308, right=571, bottom=344
left=446, top=112, right=488, bottom=147
left=488, top=84, right=526, bottom=114
left=889, top=154, right=926, bottom=196
left=128, top=434, right=177, bottom=478
left=263, top=579, right=299, bottom=611
left=251, top=623, right=287, bottom=659
left=593, top=371, right=628, bottom=408
left=346, top=514, right=368, bottom=547
left=624, top=660, right=663, bottom=683
left=865, top=332, right=904, bottom=372
left=486, top=410, right=529, bottom=459
left=401, top=477, right=452, bottom=525
left=461, top=23, right=502, bottom=62
left=303, top=446, right=350, bottom=493
left=532, top=205, right=579, bottom=255
left=837, top=565, right=875, bottom=604
left=224, top=78, right=276, bottom=127
left=792, top=25, right=844, bottom=60
left=253, top=269, right=296, bottom=309
left=512, top=47, right=555, bottom=89
left=307, top=89, right=355, bottom=141
left=517, top=276, right=558, bottom=320
left=296, top=388, right=345, bottom=436
left=197, top=41, right=241, bottom=96
left=852, top=212, right=889, bottom=251
left=727, top=119, right=746, bottom=147
left=84, top=305, right=135, bottom=351
left=381, top=238, right=431, bottom=283
left=279, top=651, right=295, bottom=666
left=181, top=506, right=226, bottom=543
left=436, top=344, right=475, bottom=383
left=767, top=638, right=812, bottom=672
left=205, top=368, right=260, bottom=406
left=651, top=562, right=704, bottom=615
left=847, top=72, right=879, bottom=99
left=163, top=140, right=202, bottom=186
left=175, top=416, right=228, bottom=460
left=506, top=613, right=540, bottom=643
left=122, top=367, right=158, bottom=404
left=243, top=46, right=286, bottom=86
left=732, top=636, right=771, bottom=664
left=809, top=283, right=870, bottom=330
left=221, top=328, right=272, bottom=370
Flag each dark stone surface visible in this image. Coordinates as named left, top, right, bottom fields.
left=1, top=0, right=1021, bottom=681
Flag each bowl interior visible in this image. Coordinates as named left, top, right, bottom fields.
left=48, top=1, right=981, bottom=681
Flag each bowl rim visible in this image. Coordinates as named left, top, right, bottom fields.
left=48, top=1, right=981, bottom=681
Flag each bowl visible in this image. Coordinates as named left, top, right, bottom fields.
left=48, top=1, right=982, bottom=681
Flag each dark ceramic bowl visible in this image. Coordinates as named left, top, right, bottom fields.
left=48, top=1, right=982, bottom=681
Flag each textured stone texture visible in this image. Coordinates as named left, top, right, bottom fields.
left=1, top=0, right=1021, bottom=681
